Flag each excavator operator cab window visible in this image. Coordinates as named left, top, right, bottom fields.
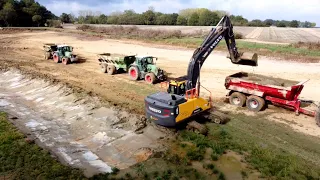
left=167, top=83, right=186, bottom=96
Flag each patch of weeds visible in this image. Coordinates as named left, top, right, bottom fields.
left=143, top=172, right=149, bottom=180
left=135, top=164, right=145, bottom=175
left=111, top=167, right=120, bottom=175
left=211, top=153, right=219, bottom=161
left=218, top=172, right=226, bottom=180
left=180, top=143, right=187, bottom=148
left=241, top=170, right=248, bottom=178
left=205, top=163, right=215, bottom=170
left=212, top=168, right=219, bottom=174
left=125, top=172, right=132, bottom=179
left=153, top=171, right=159, bottom=178
left=186, top=147, right=205, bottom=161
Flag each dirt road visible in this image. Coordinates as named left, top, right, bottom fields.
left=1, top=31, right=320, bottom=136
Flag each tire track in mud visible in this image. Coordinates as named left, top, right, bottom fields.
left=0, top=70, right=168, bottom=177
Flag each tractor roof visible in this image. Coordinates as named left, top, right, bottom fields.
left=57, top=45, right=71, bottom=47
left=136, top=55, right=155, bottom=58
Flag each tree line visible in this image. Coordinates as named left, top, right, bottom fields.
left=0, top=0, right=55, bottom=27
left=0, top=1, right=316, bottom=28
left=61, top=8, right=317, bottom=28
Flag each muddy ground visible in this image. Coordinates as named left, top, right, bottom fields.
left=1, top=30, right=320, bottom=176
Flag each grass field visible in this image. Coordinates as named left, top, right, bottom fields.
left=159, top=38, right=320, bottom=62
left=0, top=112, right=86, bottom=179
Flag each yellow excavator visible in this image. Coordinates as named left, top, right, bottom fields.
left=144, top=15, right=258, bottom=131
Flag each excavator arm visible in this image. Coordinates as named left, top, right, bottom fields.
left=186, top=15, right=258, bottom=90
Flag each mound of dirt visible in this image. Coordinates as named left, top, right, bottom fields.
left=239, top=72, right=299, bottom=87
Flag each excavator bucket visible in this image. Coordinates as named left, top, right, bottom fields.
left=228, top=52, right=258, bottom=66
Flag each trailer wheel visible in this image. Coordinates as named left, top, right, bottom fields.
left=62, top=57, right=69, bottom=65
left=144, top=73, right=156, bottom=84
left=53, top=53, right=59, bottom=63
left=107, top=65, right=116, bottom=75
left=229, top=92, right=246, bottom=107
left=101, top=64, right=107, bottom=73
left=246, top=95, right=265, bottom=112
left=129, top=66, right=139, bottom=80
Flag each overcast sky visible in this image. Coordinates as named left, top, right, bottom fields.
left=39, top=0, right=320, bottom=26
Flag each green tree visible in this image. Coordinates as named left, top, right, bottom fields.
left=176, top=15, right=187, bottom=25
left=60, top=13, right=70, bottom=23
left=230, top=15, right=248, bottom=26
left=311, top=22, right=316, bottom=27
left=264, top=19, right=274, bottom=26
left=198, top=10, right=219, bottom=26
left=32, top=14, right=42, bottom=26
left=276, top=21, right=287, bottom=27
left=188, top=12, right=199, bottom=26
left=97, top=14, right=108, bottom=24
left=0, top=2, right=17, bottom=26
left=289, top=20, right=299, bottom=28
left=248, top=19, right=265, bottom=27
left=142, top=9, right=155, bottom=25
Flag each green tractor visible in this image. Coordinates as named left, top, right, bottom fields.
left=43, top=44, right=78, bottom=65
left=98, top=53, right=166, bottom=84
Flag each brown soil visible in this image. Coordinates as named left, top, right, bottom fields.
left=0, top=30, right=320, bottom=137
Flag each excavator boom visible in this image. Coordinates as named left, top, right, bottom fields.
left=186, top=15, right=258, bottom=90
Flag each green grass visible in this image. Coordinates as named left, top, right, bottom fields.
left=159, top=38, right=320, bottom=60
left=177, top=111, right=320, bottom=179
left=0, top=112, right=86, bottom=179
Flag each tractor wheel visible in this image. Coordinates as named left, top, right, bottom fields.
left=144, top=73, right=156, bottom=84
left=44, top=52, right=51, bottom=60
left=246, top=95, right=265, bottom=112
left=107, top=65, right=116, bottom=75
left=316, top=106, right=320, bottom=127
left=101, top=64, right=107, bottom=73
left=62, top=57, right=70, bottom=65
left=53, top=53, right=60, bottom=63
left=128, top=66, right=139, bottom=80
left=229, top=92, right=246, bottom=107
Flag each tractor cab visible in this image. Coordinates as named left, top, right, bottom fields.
left=57, top=45, right=73, bottom=56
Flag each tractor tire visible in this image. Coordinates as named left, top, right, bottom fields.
left=128, top=66, right=140, bottom=81
left=101, top=64, right=107, bottom=73
left=107, top=65, right=116, bottom=75
left=229, top=92, right=247, bottom=107
left=316, top=106, right=320, bottom=127
left=62, top=57, right=70, bottom=65
left=44, top=52, right=51, bottom=60
left=246, top=95, right=265, bottom=112
left=144, top=73, right=156, bottom=84
left=53, top=53, right=60, bottom=63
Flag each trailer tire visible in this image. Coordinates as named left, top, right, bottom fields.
left=62, top=57, right=69, bottom=65
left=229, top=92, right=246, bottom=107
left=101, top=64, right=107, bottom=73
left=246, top=95, right=265, bottom=112
left=53, top=53, right=60, bottom=63
left=107, top=65, right=116, bottom=75
left=129, top=66, right=139, bottom=80
left=144, top=73, right=156, bottom=84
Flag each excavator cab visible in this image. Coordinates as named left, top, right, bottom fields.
left=167, top=80, right=187, bottom=96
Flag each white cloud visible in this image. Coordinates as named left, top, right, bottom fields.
left=44, top=0, right=320, bottom=26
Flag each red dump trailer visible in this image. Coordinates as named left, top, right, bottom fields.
left=224, top=72, right=320, bottom=126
